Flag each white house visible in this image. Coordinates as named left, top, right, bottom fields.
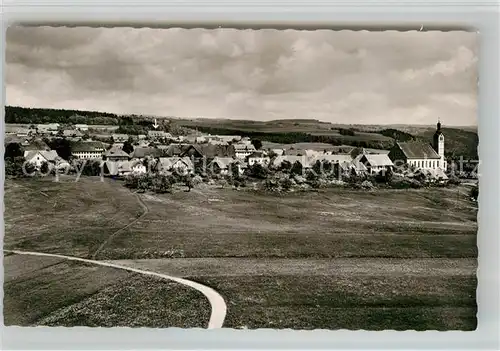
left=354, top=153, right=394, bottom=175
left=24, top=150, right=60, bottom=169
left=233, top=143, right=256, bottom=159
left=208, top=157, right=246, bottom=175
left=72, top=141, right=106, bottom=159
left=247, top=151, right=270, bottom=167
left=155, top=157, right=194, bottom=175
left=130, top=160, right=147, bottom=174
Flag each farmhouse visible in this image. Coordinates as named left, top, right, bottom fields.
left=389, top=121, right=447, bottom=172
left=353, top=153, right=394, bottom=175
left=15, top=128, right=34, bottom=138
left=247, top=151, right=270, bottom=167
left=104, top=145, right=130, bottom=161
left=180, top=144, right=235, bottom=159
left=72, top=141, right=106, bottom=159
left=130, top=160, right=147, bottom=174
left=208, top=157, right=245, bottom=175
left=111, top=134, right=129, bottom=143
left=37, top=124, right=60, bottom=134
left=272, top=155, right=315, bottom=169
left=24, top=150, right=59, bottom=169
left=155, top=157, right=194, bottom=175
left=23, top=139, right=51, bottom=152
left=62, top=129, right=83, bottom=138
left=233, top=143, right=256, bottom=159
left=148, top=130, right=171, bottom=140
left=129, top=147, right=163, bottom=160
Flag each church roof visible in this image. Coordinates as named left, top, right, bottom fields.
left=396, top=141, right=441, bottom=159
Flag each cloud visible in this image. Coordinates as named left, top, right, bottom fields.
left=6, top=26, right=478, bottom=125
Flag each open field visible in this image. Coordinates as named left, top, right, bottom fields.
left=4, top=177, right=478, bottom=329
left=3, top=253, right=210, bottom=327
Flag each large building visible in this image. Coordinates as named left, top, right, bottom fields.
left=72, top=141, right=106, bottom=159
left=389, top=120, right=447, bottom=172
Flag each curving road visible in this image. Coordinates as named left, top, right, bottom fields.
left=4, top=249, right=227, bottom=329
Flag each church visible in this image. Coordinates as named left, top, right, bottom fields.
left=388, top=120, right=447, bottom=172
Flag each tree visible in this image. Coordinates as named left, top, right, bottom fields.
left=5, top=156, right=35, bottom=178
left=281, top=177, right=292, bottom=191
left=4, top=143, right=23, bottom=159
left=46, top=138, right=72, bottom=160
left=290, top=161, right=304, bottom=176
left=152, top=174, right=172, bottom=193
left=247, top=163, right=268, bottom=179
left=279, top=160, right=292, bottom=173
left=251, top=139, right=263, bottom=150
left=122, top=138, right=134, bottom=154
left=39, top=161, right=50, bottom=175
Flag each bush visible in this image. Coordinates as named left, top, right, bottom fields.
left=447, top=174, right=462, bottom=186
left=151, top=174, right=172, bottom=193
left=281, top=177, right=293, bottom=191
left=5, top=157, right=36, bottom=178
left=246, top=163, right=269, bottom=179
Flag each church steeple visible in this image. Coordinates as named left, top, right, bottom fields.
left=432, top=118, right=445, bottom=170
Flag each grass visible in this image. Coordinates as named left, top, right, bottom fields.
left=3, top=254, right=210, bottom=328
left=94, top=186, right=477, bottom=260
left=4, top=176, right=142, bottom=258
left=192, top=274, right=476, bottom=330
left=4, top=177, right=478, bottom=330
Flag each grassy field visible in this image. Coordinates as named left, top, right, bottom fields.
left=3, top=176, right=478, bottom=329
left=3, top=253, right=210, bottom=327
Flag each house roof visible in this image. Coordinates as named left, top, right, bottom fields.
left=272, top=155, right=315, bottom=168
left=157, top=157, right=194, bottom=170
left=248, top=151, right=268, bottom=158
left=72, top=141, right=105, bottom=153
left=23, top=139, right=50, bottom=151
left=25, top=150, right=59, bottom=162
left=420, top=168, right=449, bottom=180
left=164, top=143, right=189, bottom=156
left=357, top=154, right=394, bottom=167
left=63, top=129, right=83, bottom=137
left=233, top=143, right=256, bottom=152
left=111, top=133, right=129, bottom=139
left=314, top=154, right=353, bottom=164
left=396, top=142, right=441, bottom=159
left=105, top=145, right=130, bottom=158
left=129, top=147, right=163, bottom=159
left=16, top=128, right=32, bottom=134
left=181, top=144, right=235, bottom=158
left=209, top=157, right=243, bottom=170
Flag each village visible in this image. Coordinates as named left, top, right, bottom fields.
left=5, top=118, right=476, bottom=194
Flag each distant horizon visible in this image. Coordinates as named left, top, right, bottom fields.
left=5, top=104, right=477, bottom=128
left=6, top=27, right=477, bottom=126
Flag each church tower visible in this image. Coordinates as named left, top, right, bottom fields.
left=432, top=119, right=446, bottom=170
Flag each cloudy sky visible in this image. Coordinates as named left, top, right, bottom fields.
left=6, top=26, right=478, bottom=126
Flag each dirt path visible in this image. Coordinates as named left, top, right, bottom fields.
left=91, top=192, right=149, bottom=260
left=4, top=249, right=227, bottom=329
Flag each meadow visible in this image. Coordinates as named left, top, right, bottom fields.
left=3, top=176, right=478, bottom=329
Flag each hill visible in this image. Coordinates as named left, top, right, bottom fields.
left=4, top=106, right=478, bottom=159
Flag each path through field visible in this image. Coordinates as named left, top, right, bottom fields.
left=92, top=192, right=149, bottom=259
left=4, top=249, right=227, bottom=329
